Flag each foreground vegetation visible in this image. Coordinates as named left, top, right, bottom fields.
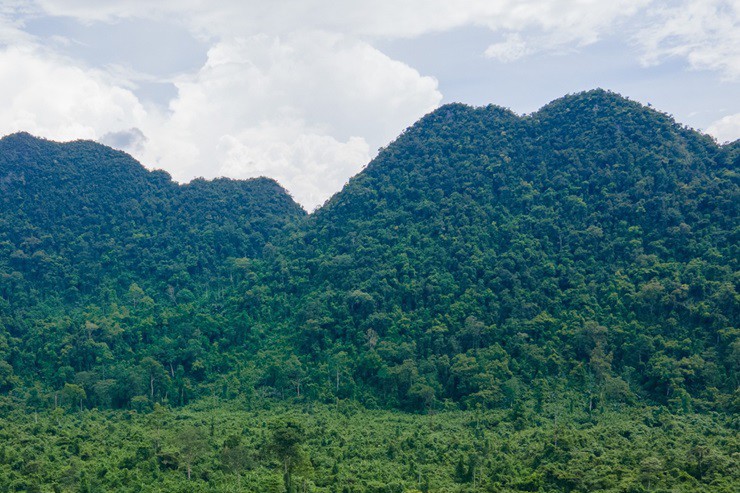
left=0, top=396, right=737, bottom=493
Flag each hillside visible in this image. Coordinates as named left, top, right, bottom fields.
left=0, top=132, right=305, bottom=302
left=0, top=90, right=737, bottom=491
left=0, top=133, right=305, bottom=399
left=251, top=89, right=738, bottom=411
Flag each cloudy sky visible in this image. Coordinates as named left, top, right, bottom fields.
left=1, top=1, right=738, bottom=210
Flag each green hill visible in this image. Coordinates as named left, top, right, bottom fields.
left=0, top=133, right=305, bottom=400
left=257, top=89, right=738, bottom=411
left=1, top=91, right=738, bottom=412
left=0, top=90, right=738, bottom=492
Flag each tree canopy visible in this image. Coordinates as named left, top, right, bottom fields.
left=0, top=89, right=737, bottom=491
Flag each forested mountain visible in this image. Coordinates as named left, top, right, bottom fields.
left=0, top=90, right=737, bottom=492
left=0, top=132, right=305, bottom=302
left=255, top=89, right=738, bottom=412
left=0, top=133, right=305, bottom=400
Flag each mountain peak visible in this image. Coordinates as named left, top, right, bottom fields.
left=421, top=102, right=519, bottom=125
left=1, top=131, right=38, bottom=141
left=532, top=89, right=653, bottom=119
left=0, top=131, right=53, bottom=153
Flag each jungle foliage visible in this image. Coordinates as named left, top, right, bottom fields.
left=0, top=89, right=737, bottom=491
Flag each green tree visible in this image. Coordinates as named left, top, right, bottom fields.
left=61, top=383, right=86, bottom=412
left=175, top=426, right=209, bottom=480
left=268, top=420, right=307, bottom=491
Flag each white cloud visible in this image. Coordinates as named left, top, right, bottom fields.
left=217, top=125, right=370, bottom=211
left=24, top=1, right=740, bottom=76
left=0, top=2, right=37, bottom=46
left=481, top=1, right=655, bottom=61
left=31, top=1, right=651, bottom=39
left=485, top=34, right=531, bottom=62
left=706, top=113, right=740, bottom=143
left=637, top=0, right=740, bottom=79
left=0, top=45, right=149, bottom=141
left=138, top=32, right=441, bottom=210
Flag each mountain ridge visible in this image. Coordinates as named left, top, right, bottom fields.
left=4, top=89, right=735, bottom=216
left=253, top=88, right=738, bottom=411
left=0, top=131, right=300, bottom=199
left=0, top=89, right=736, bottom=418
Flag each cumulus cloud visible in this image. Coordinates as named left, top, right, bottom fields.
left=1, top=4, right=443, bottom=209
left=138, top=32, right=441, bottom=209
left=217, top=126, right=370, bottom=210
left=0, top=31, right=439, bottom=210
left=0, top=45, right=149, bottom=141
left=706, top=113, right=740, bottom=143
left=637, top=0, right=740, bottom=79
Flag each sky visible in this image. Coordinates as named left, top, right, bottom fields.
left=0, top=1, right=738, bottom=210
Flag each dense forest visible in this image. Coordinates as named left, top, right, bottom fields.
left=0, top=89, right=737, bottom=491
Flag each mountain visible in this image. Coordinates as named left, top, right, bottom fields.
left=0, top=90, right=737, bottom=415
left=254, top=89, right=738, bottom=410
left=0, top=132, right=305, bottom=304
left=0, top=90, right=738, bottom=492
left=0, top=133, right=305, bottom=401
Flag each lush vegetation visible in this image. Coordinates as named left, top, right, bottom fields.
left=0, top=89, right=737, bottom=491
left=0, top=133, right=306, bottom=406
left=252, top=90, right=738, bottom=414
left=1, top=398, right=737, bottom=492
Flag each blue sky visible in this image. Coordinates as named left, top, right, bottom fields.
left=1, top=1, right=738, bottom=209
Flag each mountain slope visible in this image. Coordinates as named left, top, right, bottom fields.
left=0, top=133, right=306, bottom=303
left=0, top=91, right=736, bottom=415
left=0, top=133, right=305, bottom=401
left=258, top=89, right=738, bottom=410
